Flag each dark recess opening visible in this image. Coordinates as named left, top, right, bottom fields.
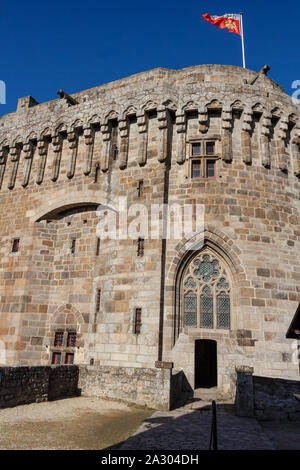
left=194, top=339, right=217, bottom=389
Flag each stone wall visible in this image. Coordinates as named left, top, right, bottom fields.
left=235, top=371, right=300, bottom=420
left=0, top=365, right=79, bottom=408
left=79, top=365, right=171, bottom=410
left=253, top=375, right=300, bottom=421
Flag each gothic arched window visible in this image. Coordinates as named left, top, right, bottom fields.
left=182, top=252, right=231, bottom=329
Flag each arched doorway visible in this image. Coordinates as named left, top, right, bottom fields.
left=194, top=339, right=217, bottom=388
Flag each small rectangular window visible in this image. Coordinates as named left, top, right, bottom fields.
left=137, top=238, right=144, bottom=256
left=207, top=160, right=216, bottom=178
left=67, top=332, right=77, bottom=348
left=191, top=160, right=201, bottom=179
left=52, top=352, right=61, bottom=365
left=65, top=353, right=74, bottom=365
left=192, top=143, right=201, bottom=155
left=54, top=331, right=64, bottom=347
left=206, top=141, right=215, bottom=155
left=12, top=238, right=20, bottom=253
left=134, top=308, right=142, bottom=334
left=71, top=239, right=76, bottom=254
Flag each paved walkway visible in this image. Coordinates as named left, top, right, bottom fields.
left=121, top=401, right=276, bottom=450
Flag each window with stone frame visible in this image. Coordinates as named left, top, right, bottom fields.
left=190, top=141, right=218, bottom=179
left=11, top=238, right=20, bottom=253
left=51, top=329, right=77, bottom=365
left=182, top=251, right=231, bottom=330
left=133, top=308, right=142, bottom=334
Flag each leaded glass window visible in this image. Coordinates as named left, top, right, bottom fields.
left=182, top=251, right=231, bottom=329
left=184, top=293, right=197, bottom=327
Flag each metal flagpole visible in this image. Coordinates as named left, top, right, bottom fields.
left=240, top=12, right=246, bottom=68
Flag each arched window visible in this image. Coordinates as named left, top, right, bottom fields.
left=182, top=251, right=231, bottom=329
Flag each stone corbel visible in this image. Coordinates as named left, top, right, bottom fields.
left=51, top=134, right=63, bottom=182
left=8, top=145, right=22, bottom=190
left=36, top=139, right=49, bottom=185
left=291, top=130, right=300, bottom=177
left=118, top=119, right=129, bottom=170
left=100, top=123, right=111, bottom=172
left=157, top=106, right=171, bottom=163
left=241, top=108, right=253, bottom=164
left=198, top=107, right=208, bottom=134
left=175, top=110, right=186, bottom=164
left=0, top=145, right=9, bottom=189
left=67, top=131, right=78, bottom=179
left=221, top=106, right=233, bottom=162
left=22, top=142, right=34, bottom=187
left=137, top=112, right=148, bottom=166
left=260, top=113, right=272, bottom=167
left=83, top=125, right=95, bottom=176
left=277, top=117, right=289, bottom=172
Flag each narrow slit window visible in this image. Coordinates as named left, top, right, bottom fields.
left=113, top=145, right=118, bottom=160
left=96, top=237, right=100, bottom=256
left=137, top=180, right=143, bottom=198
left=94, top=163, right=100, bottom=183
left=134, top=308, right=142, bottom=334
left=71, top=238, right=76, bottom=254
left=96, top=288, right=101, bottom=313
left=137, top=238, right=144, bottom=256
left=12, top=238, right=20, bottom=253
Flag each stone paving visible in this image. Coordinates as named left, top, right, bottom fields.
left=121, top=401, right=276, bottom=450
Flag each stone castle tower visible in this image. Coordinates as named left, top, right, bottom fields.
left=0, top=65, right=299, bottom=407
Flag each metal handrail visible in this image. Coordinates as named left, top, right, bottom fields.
left=208, top=400, right=218, bottom=450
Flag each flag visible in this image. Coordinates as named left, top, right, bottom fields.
left=202, top=13, right=241, bottom=35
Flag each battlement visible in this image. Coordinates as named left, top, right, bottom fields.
left=0, top=64, right=299, bottom=192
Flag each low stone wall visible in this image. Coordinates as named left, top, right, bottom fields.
left=235, top=370, right=300, bottom=421
left=0, top=366, right=80, bottom=408
left=79, top=365, right=171, bottom=410
left=253, top=376, right=300, bottom=421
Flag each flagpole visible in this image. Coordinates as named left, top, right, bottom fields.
left=240, top=12, right=246, bottom=68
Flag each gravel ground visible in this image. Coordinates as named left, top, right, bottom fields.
left=0, top=397, right=152, bottom=450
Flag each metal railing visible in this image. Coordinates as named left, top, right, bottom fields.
left=208, top=400, right=218, bottom=450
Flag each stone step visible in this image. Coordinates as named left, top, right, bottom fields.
left=193, top=387, right=218, bottom=400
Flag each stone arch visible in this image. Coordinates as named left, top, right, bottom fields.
left=162, top=99, right=177, bottom=111
left=25, top=131, right=38, bottom=144
left=87, top=114, right=101, bottom=126
left=54, top=122, right=67, bottom=136
left=182, top=100, right=199, bottom=112
left=165, top=228, right=245, bottom=346
left=27, top=189, right=120, bottom=222
left=142, top=100, right=158, bottom=112
left=104, top=109, right=119, bottom=122
left=122, top=105, right=138, bottom=119
left=231, top=100, right=245, bottom=110
left=69, top=119, right=84, bottom=132
left=49, top=304, right=85, bottom=331
left=206, top=99, right=223, bottom=110
left=12, top=135, right=23, bottom=147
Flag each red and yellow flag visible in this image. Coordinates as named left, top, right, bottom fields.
left=202, top=13, right=241, bottom=35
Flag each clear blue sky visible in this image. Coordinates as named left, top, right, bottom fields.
left=1, top=0, right=299, bottom=116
